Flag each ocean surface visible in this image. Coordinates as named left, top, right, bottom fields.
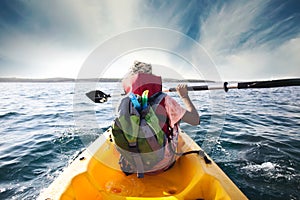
left=0, top=82, right=299, bottom=200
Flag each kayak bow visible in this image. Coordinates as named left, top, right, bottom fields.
left=38, top=128, right=247, bottom=200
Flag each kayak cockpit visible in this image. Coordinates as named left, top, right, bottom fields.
left=60, top=133, right=234, bottom=200
left=39, top=130, right=247, bottom=200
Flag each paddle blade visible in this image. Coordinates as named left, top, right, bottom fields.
left=238, top=78, right=300, bottom=89
left=86, top=90, right=111, bottom=103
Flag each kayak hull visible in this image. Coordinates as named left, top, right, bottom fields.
left=39, top=129, right=247, bottom=200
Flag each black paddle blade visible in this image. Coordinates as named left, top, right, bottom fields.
left=86, top=90, right=111, bottom=103
left=238, top=78, right=300, bottom=89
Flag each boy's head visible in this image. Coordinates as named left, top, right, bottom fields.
left=129, top=61, right=152, bottom=75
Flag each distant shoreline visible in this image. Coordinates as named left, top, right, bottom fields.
left=0, top=77, right=214, bottom=83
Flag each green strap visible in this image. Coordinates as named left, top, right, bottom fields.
left=118, top=115, right=140, bottom=144
left=145, top=107, right=165, bottom=146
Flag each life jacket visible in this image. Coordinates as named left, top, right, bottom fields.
left=122, top=73, right=163, bottom=97
left=122, top=73, right=172, bottom=136
left=112, top=73, right=175, bottom=178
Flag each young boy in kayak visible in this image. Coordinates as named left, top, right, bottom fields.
left=112, top=61, right=200, bottom=177
left=122, top=61, right=200, bottom=126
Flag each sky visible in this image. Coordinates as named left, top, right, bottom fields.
left=0, top=0, right=299, bottom=81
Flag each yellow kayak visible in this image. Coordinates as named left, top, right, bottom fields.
left=38, top=129, right=247, bottom=200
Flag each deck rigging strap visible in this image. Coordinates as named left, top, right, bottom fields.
left=175, top=150, right=212, bottom=164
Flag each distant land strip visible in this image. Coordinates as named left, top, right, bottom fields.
left=0, top=77, right=214, bottom=83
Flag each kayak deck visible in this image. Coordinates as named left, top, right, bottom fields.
left=39, top=129, right=247, bottom=200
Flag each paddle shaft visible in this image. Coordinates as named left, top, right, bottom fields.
left=87, top=78, right=300, bottom=103
left=167, top=84, right=227, bottom=92
left=166, top=78, right=300, bottom=92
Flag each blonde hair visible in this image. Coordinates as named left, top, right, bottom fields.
left=128, top=61, right=152, bottom=75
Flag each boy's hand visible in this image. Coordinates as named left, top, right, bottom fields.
left=176, top=84, right=189, bottom=98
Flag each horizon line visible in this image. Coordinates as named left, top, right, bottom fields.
left=0, top=77, right=213, bottom=83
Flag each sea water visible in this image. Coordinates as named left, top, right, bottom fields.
left=0, top=82, right=299, bottom=200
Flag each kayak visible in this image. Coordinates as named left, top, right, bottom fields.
left=38, top=128, right=247, bottom=200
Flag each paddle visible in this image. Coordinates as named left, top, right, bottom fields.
left=86, top=90, right=112, bottom=103
left=86, top=78, right=300, bottom=103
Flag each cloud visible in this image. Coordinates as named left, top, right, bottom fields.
left=0, top=0, right=145, bottom=78
left=194, top=0, right=300, bottom=81
left=1, top=0, right=143, bottom=47
left=199, top=0, right=267, bottom=54
left=0, top=0, right=299, bottom=80
left=0, top=34, right=87, bottom=78
left=216, top=35, right=300, bottom=81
